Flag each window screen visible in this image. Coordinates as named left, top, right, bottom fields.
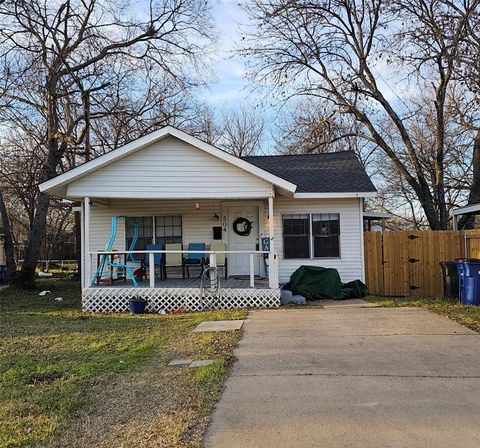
left=282, top=214, right=310, bottom=259
left=155, top=216, right=182, bottom=246
left=312, top=213, right=340, bottom=258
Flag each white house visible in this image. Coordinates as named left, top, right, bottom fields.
left=40, top=126, right=376, bottom=312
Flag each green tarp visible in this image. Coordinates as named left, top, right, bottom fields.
left=283, top=265, right=367, bottom=300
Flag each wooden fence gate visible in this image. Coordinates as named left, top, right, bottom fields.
left=364, top=230, right=480, bottom=297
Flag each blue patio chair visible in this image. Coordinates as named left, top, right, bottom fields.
left=145, top=243, right=164, bottom=281
left=183, top=243, right=206, bottom=278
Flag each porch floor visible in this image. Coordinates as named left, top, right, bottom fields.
left=94, top=276, right=271, bottom=289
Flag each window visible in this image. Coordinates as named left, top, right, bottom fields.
left=155, top=216, right=182, bottom=246
left=312, top=213, right=340, bottom=258
left=126, top=217, right=153, bottom=260
left=282, top=214, right=310, bottom=259
left=125, top=216, right=183, bottom=260
left=282, top=213, right=341, bottom=259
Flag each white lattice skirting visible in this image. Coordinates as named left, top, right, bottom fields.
left=82, top=287, right=281, bottom=313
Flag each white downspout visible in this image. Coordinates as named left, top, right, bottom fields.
left=359, top=198, right=366, bottom=283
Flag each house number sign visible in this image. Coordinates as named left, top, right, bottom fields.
left=222, top=215, right=228, bottom=233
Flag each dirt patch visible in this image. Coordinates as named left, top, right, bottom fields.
left=26, top=371, right=69, bottom=385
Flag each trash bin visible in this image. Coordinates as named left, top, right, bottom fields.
left=456, top=260, right=480, bottom=305
left=0, top=266, right=7, bottom=283
left=439, top=261, right=458, bottom=299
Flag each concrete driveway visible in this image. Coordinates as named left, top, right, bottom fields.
left=205, top=303, right=480, bottom=448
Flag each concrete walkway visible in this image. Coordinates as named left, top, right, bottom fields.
left=205, top=305, right=480, bottom=448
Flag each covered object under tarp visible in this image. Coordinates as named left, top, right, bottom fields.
left=283, top=265, right=367, bottom=300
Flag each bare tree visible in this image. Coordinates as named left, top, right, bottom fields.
left=187, top=104, right=265, bottom=156
left=275, top=99, right=358, bottom=154
left=220, top=106, right=265, bottom=157
left=0, top=0, right=213, bottom=287
left=241, top=0, right=480, bottom=230
left=186, top=103, right=222, bottom=145
left=273, top=98, right=381, bottom=171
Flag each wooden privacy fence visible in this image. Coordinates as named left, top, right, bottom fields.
left=364, top=230, right=480, bottom=297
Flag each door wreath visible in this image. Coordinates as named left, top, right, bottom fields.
left=233, top=217, right=252, bottom=236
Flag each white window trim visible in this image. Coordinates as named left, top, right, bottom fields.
left=311, top=213, right=341, bottom=260
left=126, top=215, right=184, bottom=247
left=153, top=215, right=183, bottom=244
left=282, top=213, right=341, bottom=260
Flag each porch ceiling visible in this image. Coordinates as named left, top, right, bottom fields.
left=84, top=192, right=283, bottom=205
left=75, top=191, right=280, bottom=201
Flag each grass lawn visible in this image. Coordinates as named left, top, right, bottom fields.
left=367, top=295, right=480, bottom=332
left=0, top=279, right=247, bottom=448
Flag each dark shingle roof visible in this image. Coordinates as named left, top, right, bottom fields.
left=242, top=151, right=376, bottom=193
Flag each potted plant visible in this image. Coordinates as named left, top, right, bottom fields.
left=128, top=295, right=148, bottom=314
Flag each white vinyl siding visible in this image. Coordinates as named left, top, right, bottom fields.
left=85, top=197, right=364, bottom=285
left=88, top=199, right=223, bottom=274
left=68, top=136, right=273, bottom=198
left=262, top=197, right=364, bottom=283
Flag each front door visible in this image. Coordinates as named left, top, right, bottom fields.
left=228, top=206, right=259, bottom=276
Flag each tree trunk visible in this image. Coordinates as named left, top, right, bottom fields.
left=0, top=189, right=17, bottom=279
left=458, top=129, right=480, bottom=229
left=13, top=192, right=50, bottom=288
left=14, top=78, right=61, bottom=288
left=407, top=179, right=446, bottom=230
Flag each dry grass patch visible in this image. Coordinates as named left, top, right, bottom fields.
left=49, top=332, right=241, bottom=448
left=0, top=279, right=246, bottom=448
left=367, top=295, right=480, bottom=333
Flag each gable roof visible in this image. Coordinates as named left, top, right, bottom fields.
left=39, top=126, right=377, bottom=199
left=243, top=152, right=376, bottom=195
left=39, top=126, right=297, bottom=197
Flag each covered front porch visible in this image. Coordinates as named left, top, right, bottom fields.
left=81, top=196, right=281, bottom=313
left=39, top=127, right=301, bottom=313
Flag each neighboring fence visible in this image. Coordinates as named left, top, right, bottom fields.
left=364, top=230, right=480, bottom=297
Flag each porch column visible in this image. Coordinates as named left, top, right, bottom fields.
left=80, top=201, right=85, bottom=287
left=84, top=197, right=91, bottom=288
left=268, top=195, right=279, bottom=288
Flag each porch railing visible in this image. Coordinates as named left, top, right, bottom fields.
left=87, top=249, right=278, bottom=289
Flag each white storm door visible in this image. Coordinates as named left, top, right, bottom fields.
left=227, top=206, right=259, bottom=276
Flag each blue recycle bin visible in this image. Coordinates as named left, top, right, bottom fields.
left=456, top=260, right=480, bottom=305
left=0, top=266, right=7, bottom=283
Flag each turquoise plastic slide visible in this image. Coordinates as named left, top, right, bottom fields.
left=91, top=216, right=140, bottom=287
